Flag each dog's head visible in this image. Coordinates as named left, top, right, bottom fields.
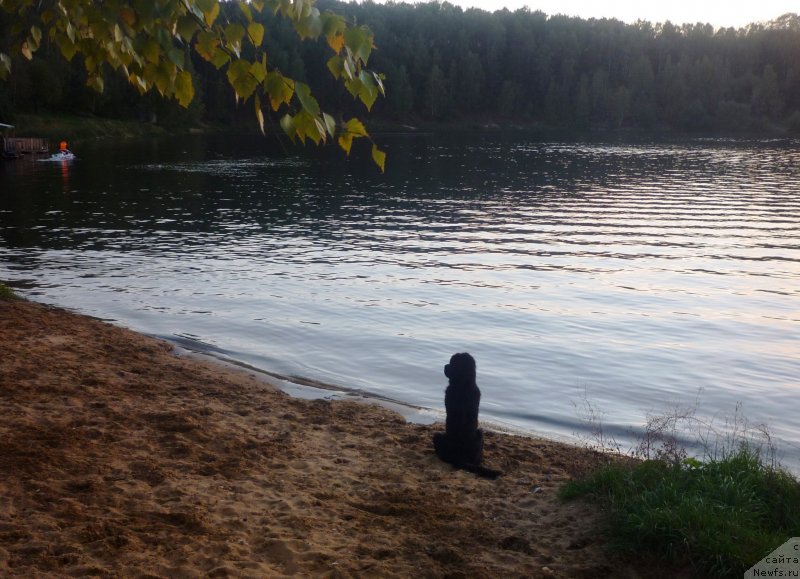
left=444, top=352, right=476, bottom=385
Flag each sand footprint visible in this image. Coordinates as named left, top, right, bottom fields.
left=253, top=538, right=299, bottom=574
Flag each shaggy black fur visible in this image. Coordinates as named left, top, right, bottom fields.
left=433, top=353, right=501, bottom=479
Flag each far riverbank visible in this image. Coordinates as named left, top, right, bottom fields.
left=5, top=111, right=797, bottom=148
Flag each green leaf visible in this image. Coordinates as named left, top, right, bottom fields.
left=279, top=113, right=296, bottom=142
left=224, top=23, right=246, bottom=46
left=211, top=49, right=231, bottom=69
left=326, top=55, right=343, bottom=79
left=322, top=112, right=336, bottom=137
left=203, top=1, right=220, bottom=26
left=294, top=111, right=323, bottom=144
left=327, top=33, right=345, bottom=54
left=337, top=132, right=353, bottom=155
left=195, top=0, right=219, bottom=26
left=374, top=72, right=385, bottom=96
left=157, top=27, right=172, bottom=48
left=342, top=56, right=354, bottom=80
left=224, top=23, right=245, bottom=57
left=295, top=82, right=320, bottom=116
left=143, top=39, right=160, bottom=64
left=247, top=22, right=265, bottom=46
left=344, top=118, right=367, bottom=137
left=358, top=71, right=378, bottom=110
left=345, top=76, right=362, bottom=99
left=176, top=16, right=199, bottom=42
left=194, top=30, right=219, bottom=62
left=168, top=47, right=185, bottom=70
left=321, top=13, right=345, bottom=37
left=154, top=61, right=175, bottom=95
left=56, top=36, right=78, bottom=61
left=129, top=72, right=148, bottom=93
left=314, top=117, right=327, bottom=143
left=87, top=75, right=105, bottom=93
left=344, top=26, right=372, bottom=64
left=255, top=94, right=265, bottom=135
left=239, top=2, right=253, bottom=22
left=175, top=70, right=194, bottom=107
left=105, top=42, right=123, bottom=70
left=265, top=71, right=294, bottom=111
left=85, top=56, right=97, bottom=74
left=360, top=87, right=378, bottom=111
left=0, top=53, right=11, bottom=80
left=226, top=58, right=257, bottom=101
left=293, top=8, right=322, bottom=39
left=249, top=60, right=266, bottom=83
left=29, top=25, right=42, bottom=51
left=371, top=145, right=386, bottom=173
left=321, top=14, right=345, bottom=52
left=20, top=41, right=33, bottom=60
left=186, top=0, right=205, bottom=21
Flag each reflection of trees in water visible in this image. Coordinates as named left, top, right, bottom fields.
left=1, top=133, right=799, bottom=255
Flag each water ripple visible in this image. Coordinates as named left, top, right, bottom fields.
left=1, top=133, right=799, bottom=471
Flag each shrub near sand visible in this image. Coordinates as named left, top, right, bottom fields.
left=0, top=282, right=17, bottom=300
left=562, top=422, right=800, bottom=578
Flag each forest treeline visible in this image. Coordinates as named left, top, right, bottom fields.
left=2, top=1, right=800, bottom=133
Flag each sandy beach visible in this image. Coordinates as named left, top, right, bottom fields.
left=0, top=297, right=642, bottom=578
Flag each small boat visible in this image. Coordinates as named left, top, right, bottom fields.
left=42, top=150, right=76, bottom=161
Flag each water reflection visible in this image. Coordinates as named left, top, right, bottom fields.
left=1, top=133, right=799, bottom=469
left=59, top=158, right=71, bottom=193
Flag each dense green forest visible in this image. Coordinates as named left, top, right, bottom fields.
left=2, top=1, right=800, bottom=133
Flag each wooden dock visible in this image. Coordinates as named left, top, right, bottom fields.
left=2, top=137, right=50, bottom=159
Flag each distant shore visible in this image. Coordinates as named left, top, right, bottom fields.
left=5, top=111, right=796, bottom=148
left=0, top=295, right=657, bottom=577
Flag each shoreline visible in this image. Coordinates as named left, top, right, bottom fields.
left=171, top=344, right=442, bottom=426
left=171, top=341, right=582, bottom=446
left=0, top=296, right=647, bottom=577
left=5, top=111, right=796, bottom=148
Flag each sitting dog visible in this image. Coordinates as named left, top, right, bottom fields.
left=433, top=353, right=501, bottom=479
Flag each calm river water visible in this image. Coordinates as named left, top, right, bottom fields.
left=1, top=133, right=799, bottom=469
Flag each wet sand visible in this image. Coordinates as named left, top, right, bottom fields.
left=0, top=297, right=640, bottom=577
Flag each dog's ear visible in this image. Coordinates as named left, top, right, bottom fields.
left=444, top=364, right=451, bottom=378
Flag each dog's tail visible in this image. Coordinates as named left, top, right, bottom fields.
left=457, top=463, right=502, bottom=479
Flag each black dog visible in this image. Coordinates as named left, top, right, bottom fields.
left=433, top=353, right=501, bottom=479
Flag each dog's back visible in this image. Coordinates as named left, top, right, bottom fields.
left=436, top=353, right=501, bottom=479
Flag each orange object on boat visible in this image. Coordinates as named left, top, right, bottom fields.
left=59, top=140, right=68, bottom=151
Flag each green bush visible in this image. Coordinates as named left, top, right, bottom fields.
left=561, top=445, right=800, bottom=577
left=0, top=282, right=17, bottom=299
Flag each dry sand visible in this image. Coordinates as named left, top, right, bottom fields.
left=0, top=297, right=642, bottom=578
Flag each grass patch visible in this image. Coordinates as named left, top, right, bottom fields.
left=0, top=282, right=18, bottom=300
left=561, top=445, right=800, bottom=577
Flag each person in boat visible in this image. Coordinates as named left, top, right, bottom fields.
left=57, top=140, right=74, bottom=157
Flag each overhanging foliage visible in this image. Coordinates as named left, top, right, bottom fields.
left=0, top=0, right=385, bottom=170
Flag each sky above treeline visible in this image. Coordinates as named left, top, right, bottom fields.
left=391, top=0, right=798, bottom=28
